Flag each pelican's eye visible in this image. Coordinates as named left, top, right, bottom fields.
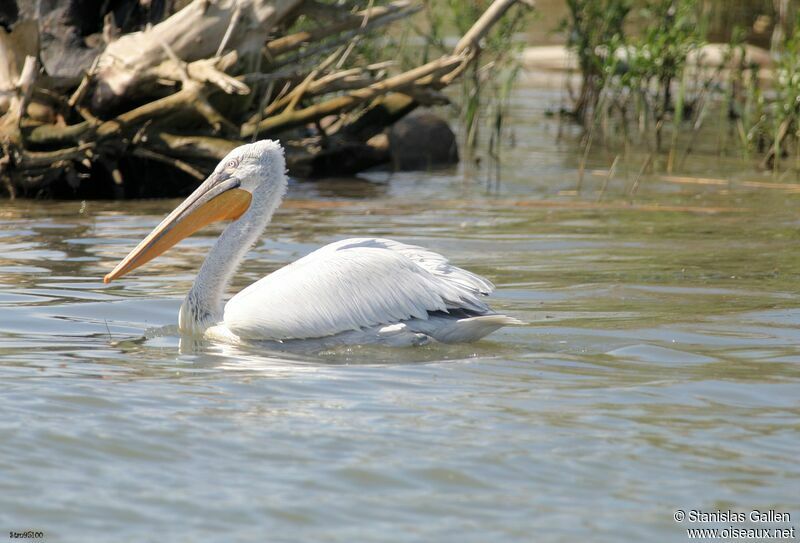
left=225, top=159, right=239, bottom=169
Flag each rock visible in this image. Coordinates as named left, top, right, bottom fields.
left=388, top=111, right=458, bottom=171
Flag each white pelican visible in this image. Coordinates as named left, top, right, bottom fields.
left=104, top=140, right=522, bottom=346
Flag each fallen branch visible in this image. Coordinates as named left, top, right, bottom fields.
left=0, top=0, right=531, bottom=198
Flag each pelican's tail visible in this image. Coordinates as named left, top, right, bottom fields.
left=421, top=314, right=525, bottom=344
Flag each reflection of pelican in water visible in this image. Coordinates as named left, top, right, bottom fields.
left=104, top=140, right=522, bottom=346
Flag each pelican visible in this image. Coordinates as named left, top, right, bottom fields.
left=104, top=140, right=522, bottom=346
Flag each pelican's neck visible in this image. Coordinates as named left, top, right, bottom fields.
left=179, top=177, right=287, bottom=334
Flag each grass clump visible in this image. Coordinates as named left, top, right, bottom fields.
left=564, top=0, right=800, bottom=175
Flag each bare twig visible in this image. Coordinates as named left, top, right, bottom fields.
left=243, top=55, right=463, bottom=138
left=132, top=147, right=206, bottom=180
left=455, top=0, right=528, bottom=54
left=629, top=153, right=653, bottom=196
left=216, top=4, right=242, bottom=57
left=266, top=1, right=416, bottom=58
left=597, top=154, right=619, bottom=201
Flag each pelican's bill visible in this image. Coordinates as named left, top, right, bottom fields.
left=104, top=188, right=251, bottom=283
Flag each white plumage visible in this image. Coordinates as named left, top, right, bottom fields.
left=224, top=237, right=499, bottom=341
left=106, top=140, right=522, bottom=346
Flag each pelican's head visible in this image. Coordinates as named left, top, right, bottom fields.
left=215, top=139, right=286, bottom=195
left=103, top=139, right=286, bottom=284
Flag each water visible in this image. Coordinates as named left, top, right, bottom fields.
left=1, top=84, right=799, bottom=542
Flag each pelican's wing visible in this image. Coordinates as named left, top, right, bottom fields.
left=222, top=238, right=494, bottom=340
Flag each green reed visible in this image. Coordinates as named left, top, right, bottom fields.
left=415, top=0, right=532, bottom=174
left=565, top=0, right=800, bottom=175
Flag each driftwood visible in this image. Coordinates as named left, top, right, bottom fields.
left=0, top=0, right=529, bottom=199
